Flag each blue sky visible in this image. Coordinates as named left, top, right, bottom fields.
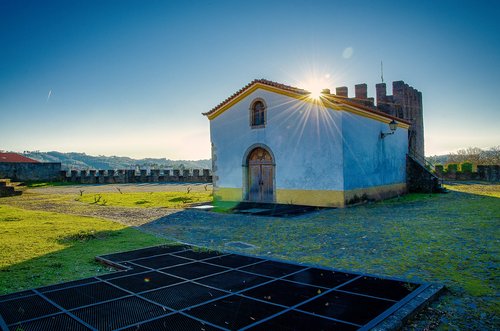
left=1, top=0, right=499, bottom=159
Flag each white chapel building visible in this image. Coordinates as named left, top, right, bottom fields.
left=203, top=79, right=410, bottom=208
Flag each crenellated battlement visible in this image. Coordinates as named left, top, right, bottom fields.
left=61, top=168, right=212, bottom=184
left=334, top=80, right=424, bottom=159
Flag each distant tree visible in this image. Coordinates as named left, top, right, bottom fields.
left=448, top=147, right=483, bottom=164
left=484, top=145, right=500, bottom=165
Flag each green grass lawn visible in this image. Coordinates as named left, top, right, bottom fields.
left=0, top=204, right=170, bottom=294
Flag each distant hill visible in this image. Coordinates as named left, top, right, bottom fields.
left=426, top=154, right=449, bottom=165
left=22, top=151, right=211, bottom=170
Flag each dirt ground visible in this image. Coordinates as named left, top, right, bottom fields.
left=28, top=182, right=212, bottom=194
left=4, top=183, right=212, bottom=226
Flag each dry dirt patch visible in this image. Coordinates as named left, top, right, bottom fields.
left=1, top=183, right=212, bottom=226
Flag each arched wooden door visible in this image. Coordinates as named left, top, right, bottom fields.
left=247, top=147, right=274, bottom=202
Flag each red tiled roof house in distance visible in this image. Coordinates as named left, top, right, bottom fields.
left=0, top=152, right=61, bottom=182
left=0, top=153, right=39, bottom=163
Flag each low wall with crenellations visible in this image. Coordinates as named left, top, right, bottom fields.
left=61, top=169, right=212, bottom=184
left=435, top=165, right=499, bottom=182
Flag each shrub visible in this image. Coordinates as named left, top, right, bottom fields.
left=461, top=162, right=473, bottom=173
left=434, top=164, right=444, bottom=174
left=446, top=163, right=458, bottom=173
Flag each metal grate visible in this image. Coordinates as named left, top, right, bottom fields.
left=120, top=313, right=223, bottom=331
left=185, top=294, right=284, bottom=330
left=196, top=270, right=271, bottom=293
left=173, top=249, right=225, bottom=261
left=101, top=244, right=190, bottom=262
left=296, top=290, right=395, bottom=325
left=38, top=277, right=99, bottom=293
left=247, top=309, right=359, bottom=330
left=0, top=290, right=35, bottom=302
left=108, top=271, right=184, bottom=293
left=0, top=295, right=60, bottom=325
left=97, top=264, right=150, bottom=281
left=43, top=282, right=129, bottom=310
left=132, top=254, right=191, bottom=269
left=284, top=267, right=359, bottom=288
left=72, top=296, right=170, bottom=331
left=0, top=244, right=439, bottom=330
left=337, top=275, right=418, bottom=301
left=160, top=262, right=228, bottom=280
left=204, top=254, right=263, bottom=268
left=241, top=279, right=323, bottom=307
left=8, top=313, right=91, bottom=331
left=142, top=282, right=227, bottom=310
left=240, top=260, right=306, bottom=278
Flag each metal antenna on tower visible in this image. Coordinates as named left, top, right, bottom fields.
left=381, top=61, right=384, bottom=83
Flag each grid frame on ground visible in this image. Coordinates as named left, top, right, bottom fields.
left=0, top=244, right=440, bottom=331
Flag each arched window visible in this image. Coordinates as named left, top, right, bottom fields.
left=250, top=100, right=266, bottom=127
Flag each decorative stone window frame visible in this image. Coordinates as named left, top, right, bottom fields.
left=249, top=98, right=267, bottom=129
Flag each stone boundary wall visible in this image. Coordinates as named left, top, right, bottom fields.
left=0, top=162, right=62, bottom=181
left=435, top=165, right=499, bottom=182
left=61, top=169, right=213, bottom=184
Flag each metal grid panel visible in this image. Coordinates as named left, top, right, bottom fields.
left=240, top=260, right=307, bottom=278
left=0, top=290, right=35, bottom=302
left=196, top=270, right=271, bottom=293
left=284, top=267, right=359, bottom=288
left=72, top=296, right=170, bottom=331
left=173, top=249, right=225, bottom=261
left=241, top=279, right=323, bottom=307
left=132, top=254, right=191, bottom=269
left=296, top=290, right=395, bottom=325
left=101, top=245, right=190, bottom=262
left=108, top=271, right=184, bottom=293
left=0, top=295, right=60, bottom=325
left=43, top=282, right=129, bottom=310
left=185, top=294, right=284, bottom=330
left=0, top=244, right=431, bottom=331
left=38, top=277, right=98, bottom=293
left=141, top=282, right=227, bottom=310
left=160, top=262, right=229, bottom=280
left=247, top=310, right=359, bottom=330
left=204, top=254, right=264, bottom=268
left=120, top=313, right=224, bottom=331
left=8, top=313, right=91, bottom=331
left=337, top=275, right=418, bottom=301
left=97, top=264, right=149, bottom=281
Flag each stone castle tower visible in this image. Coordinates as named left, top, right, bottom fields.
left=335, top=81, right=424, bottom=160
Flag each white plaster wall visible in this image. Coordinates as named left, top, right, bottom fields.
left=210, top=90, right=344, bottom=191
left=341, top=112, right=408, bottom=190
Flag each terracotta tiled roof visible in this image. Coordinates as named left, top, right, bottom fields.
left=203, top=79, right=308, bottom=116
left=0, top=153, right=39, bottom=163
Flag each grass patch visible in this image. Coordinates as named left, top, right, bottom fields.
left=76, top=191, right=212, bottom=208
left=0, top=204, right=170, bottom=294
left=445, top=182, right=500, bottom=198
